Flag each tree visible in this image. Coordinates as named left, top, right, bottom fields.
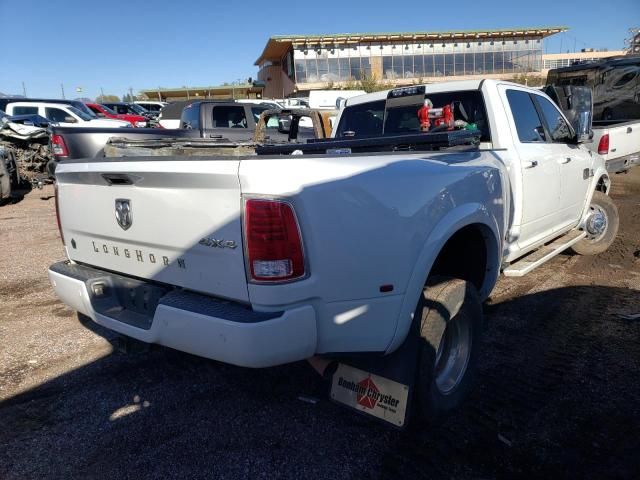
left=511, top=73, right=545, bottom=87
left=357, top=74, right=392, bottom=93
left=333, top=74, right=391, bottom=93
left=95, top=94, right=120, bottom=103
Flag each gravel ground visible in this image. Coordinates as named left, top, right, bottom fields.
left=1, top=170, right=639, bottom=480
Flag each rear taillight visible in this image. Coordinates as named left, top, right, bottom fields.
left=51, top=134, right=69, bottom=158
left=54, top=182, right=65, bottom=245
left=245, top=199, right=305, bottom=282
left=597, top=134, right=609, bottom=155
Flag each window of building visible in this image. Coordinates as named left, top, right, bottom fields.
left=212, top=106, right=247, bottom=128
left=506, top=89, right=546, bottom=142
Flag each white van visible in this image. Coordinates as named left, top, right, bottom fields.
left=6, top=102, right=131, bottom=128
left=308, top=90, right=366, bottom=109
left=134, top=101, right=168, bottom=113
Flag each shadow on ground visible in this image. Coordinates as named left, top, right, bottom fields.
left=1, top=285, right=639, bottom=480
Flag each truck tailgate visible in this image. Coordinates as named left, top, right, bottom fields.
left=55, top=159, right=249, bottom=302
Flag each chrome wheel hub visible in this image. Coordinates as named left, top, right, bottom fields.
left=585, top=205, right=608, bottom=240
left=434, top=311, right=472, bottom=395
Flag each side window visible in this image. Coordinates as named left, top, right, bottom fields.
left=613, top=71, right=637, bottom=88
left=115, top=105, right=127, bottom=114
left=88, top=105, right=104, bottom=117
left=534, top=95, right=573, bottom=143
left=12, top=106, right=39, bottom=115
left=212, top=106, right=247, bottom=128
left=181, top=103, right=200, bottom=130
left=250, top=107, right=280, bottom=129
left=45, top=107, right=72, bottom=123
left=335, top=100, right=385, bottom=138
left=506, top=90, right=546, bottom=143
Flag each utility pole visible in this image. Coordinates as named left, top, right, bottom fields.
left=21, top=81, right=27, bottom=97
left=129, top=87, right=134, bottom=102
left=100, top=87, right=105, bottom=101
left=60, top=83, right=65, bottom=99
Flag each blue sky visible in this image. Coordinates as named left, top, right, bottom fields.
left=0, top=0, right=636, bottom=98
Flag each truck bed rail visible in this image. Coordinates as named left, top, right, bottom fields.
left=256, top=129, right=481, bottom=156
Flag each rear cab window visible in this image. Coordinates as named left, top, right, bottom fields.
left=335, top=90, right=491, bottom=142
left=181, top=103, right=200, bottom=130
left=212, top=106, right=248, bottom=128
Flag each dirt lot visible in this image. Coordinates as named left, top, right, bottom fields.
left=1, top=170, right=639, bottom=480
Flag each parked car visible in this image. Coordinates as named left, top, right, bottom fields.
left=102, top=102, right=155, bottom=119
left=134, top=101, right=167, bottom=113
left=0, top=108, right=50, bottom=128
left=86, top=103, right=148, bottom=127
left=5, top=102, right=131, bottom=128
left=0, top=97, right=99, bottom=119
left=157, top=100, right=190, bottom=129
left=49, top=80, right=618, bottom=427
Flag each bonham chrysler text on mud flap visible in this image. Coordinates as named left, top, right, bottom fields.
left=49, top=80, right=619, bottom=428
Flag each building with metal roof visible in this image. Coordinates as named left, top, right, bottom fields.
left=255, top=27, right=568, bottom=98
left=138, top=83, right=264, bottom=102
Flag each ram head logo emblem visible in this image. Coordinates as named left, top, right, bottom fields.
left=115, top=199, right=132, bottom=230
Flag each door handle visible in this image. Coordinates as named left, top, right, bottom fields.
left=560, top=157, right=572, bottom=164
left=523, top=160, right=538, bottom=168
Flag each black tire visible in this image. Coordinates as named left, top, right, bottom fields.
left=5, top=151, right=19, bottom=188
left=46, top=159, right=58, bottom=180
left=416, top=276, right=482, bottom=420
left=571, top=191, right=619, bottom=256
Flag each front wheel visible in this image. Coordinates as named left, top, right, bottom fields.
left=416, top=277, right=483, bottom=420
left=571, top=191, right=619, bottom=256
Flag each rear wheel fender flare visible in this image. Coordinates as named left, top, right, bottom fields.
left=385, top=203, right=501, bottom=354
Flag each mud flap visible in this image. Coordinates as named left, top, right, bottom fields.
left=327, top=326, right=420, bottom=429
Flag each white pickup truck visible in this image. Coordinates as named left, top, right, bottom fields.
left=49, top=80, right=618, bottom=427
left=590, top=120, right=640, bottom=173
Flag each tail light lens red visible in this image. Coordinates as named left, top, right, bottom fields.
left=51, top=134, right=69, bottom=158
left=245, top=199, right=305, bottom=282
left=597, top=134, right=609, bottom=155
left=54, top=182, right=65, bottom=245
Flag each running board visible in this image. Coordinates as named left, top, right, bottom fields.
left=503, top=230, right=586, bottom=277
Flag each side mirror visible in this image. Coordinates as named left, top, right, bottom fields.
left=545, top=85, right=594, bottom=143
left=277, top=117, right=291, bottom=134
left=64, top=116, right=77, bottom=123
left=573, top=110, right=593, bottom=144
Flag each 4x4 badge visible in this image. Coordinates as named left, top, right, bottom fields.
left=115, top=199, right=132, bottom=230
